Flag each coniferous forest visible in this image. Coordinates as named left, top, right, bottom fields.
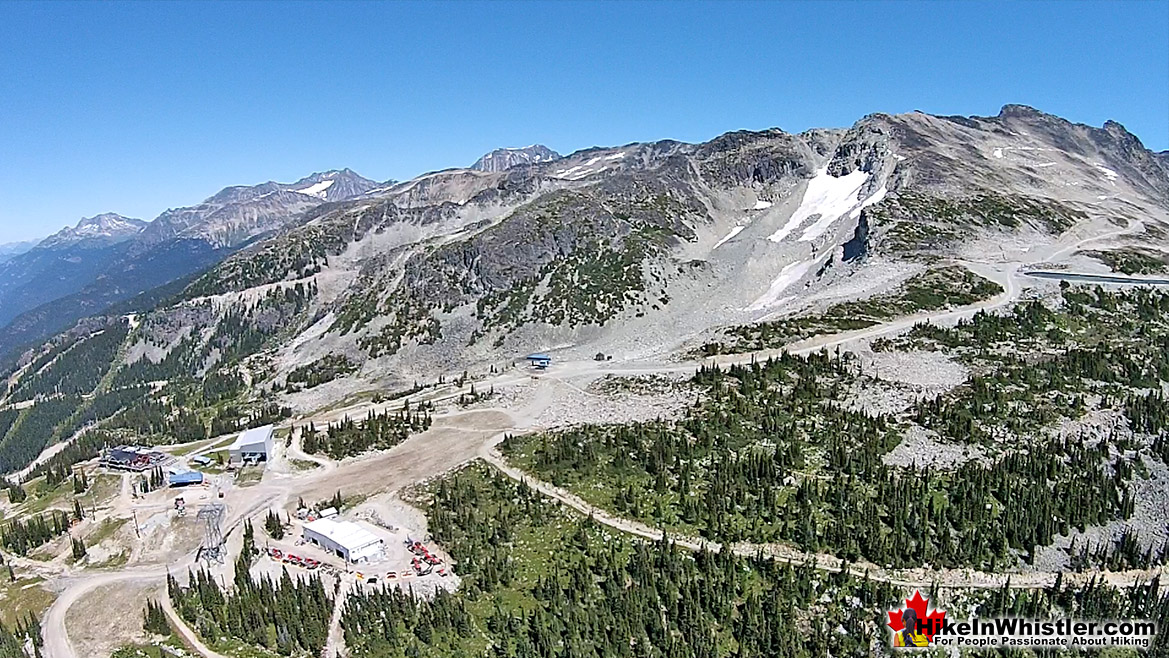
left=0, top=616, right=42, bottom=658
left=338, top=462, right=1169, bottom=658
left=169, top=560, right=332, bottom=655
left=342, top=462, right=904, bottom=658
left=1, top=509, right=76, bottom=555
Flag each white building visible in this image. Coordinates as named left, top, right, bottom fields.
left=303, top=518, right=384, bottom=563
left=228, top=425, right=274, bottom=465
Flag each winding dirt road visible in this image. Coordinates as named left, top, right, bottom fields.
left=480, top=449, right=1166, bottom=592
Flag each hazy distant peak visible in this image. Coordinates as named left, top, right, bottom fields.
left=38, top=213, right=146, bottom=248
left=471, top=145, right=561, bottom=172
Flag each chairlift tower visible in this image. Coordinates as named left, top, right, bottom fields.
left=196, top=503, right=226, bottom=563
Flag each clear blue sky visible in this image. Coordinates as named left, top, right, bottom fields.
left=1, top=1, right=1166, bottom=242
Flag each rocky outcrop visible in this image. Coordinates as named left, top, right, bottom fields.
left=471, top=145, right=561, bottom=172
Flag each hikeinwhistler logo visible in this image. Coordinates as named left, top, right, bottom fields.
left=887, top=589, right=1158, bottom=650
left=887, top=590, right=946, bottom=648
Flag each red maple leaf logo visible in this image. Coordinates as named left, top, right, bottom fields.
left=887, top=590, right=947, bottom=641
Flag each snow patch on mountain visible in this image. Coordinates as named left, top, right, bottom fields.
left=797, top=184, right=887, bottom=243
left=295, top=179, right=337, bottom=198
left=747, top=257, right=824, bottom=311
left=1095, top=164, right=1119, bottom=186
left=767, top=167, right=870, bottom=243
left=713, top=225, right=746, bottom=248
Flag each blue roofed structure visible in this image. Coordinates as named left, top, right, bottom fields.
left=168, top=470, right=204, bottom=487
left=525, top=353, right=551, bottom=369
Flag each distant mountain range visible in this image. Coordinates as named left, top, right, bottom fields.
left=112, top=103, right=1168, bottom=397
left=0, top=240, right=39, bottom=265
left=0, top=169, right=381, bottom=357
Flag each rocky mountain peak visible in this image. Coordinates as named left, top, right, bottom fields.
left=288, top=168, right=381, bottom=201
left=38, top=213, right=146, bottom=249
left=471, top=145, right=561, bottom=172
left=997, top=103, right=1048, bottom=119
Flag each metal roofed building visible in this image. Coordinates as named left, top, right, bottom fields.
left=228, top=425, right=274, bottom=465
left=525, top=353, right=552, bottom=369
left=168, top=470, right=205, bottom=487
left=302, top=518, right=384, bottom=563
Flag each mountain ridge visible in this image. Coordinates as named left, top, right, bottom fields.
left=124, top=103, right=1169, bottom=399
left=0, top=239, right=39, bottom=264
left=0, top=168, right=381, bottom=357
left=4, top=104, right=1167, bottom=386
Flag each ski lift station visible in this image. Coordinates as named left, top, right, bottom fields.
left=526, top=353, right=552, bottom=370
left=228, top=425, right=274, bottom=466
left=303, top=518, right=384, bottom=564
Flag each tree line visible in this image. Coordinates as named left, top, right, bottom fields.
left=300, top=403, right=432, bottom=460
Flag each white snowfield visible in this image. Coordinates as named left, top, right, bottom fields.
left=1095, top=163, right=1119, bottom=185
left=799, top=184, right=886, bottom=243
left=747, top=256, right=825, bottom=311
left=752, top=199, right=772, bottom=210
left=766, top=167, right=884, bottom=244
left=295, top=179, right=336, bottom=198
left=713, top=225, right=746, bottom=248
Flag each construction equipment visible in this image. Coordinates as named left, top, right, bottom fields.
left=195, top=503, right=226, bottom=564
left=411, top=557, right=433, bottom=576
left=408, top=539, right=443, bottom=565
